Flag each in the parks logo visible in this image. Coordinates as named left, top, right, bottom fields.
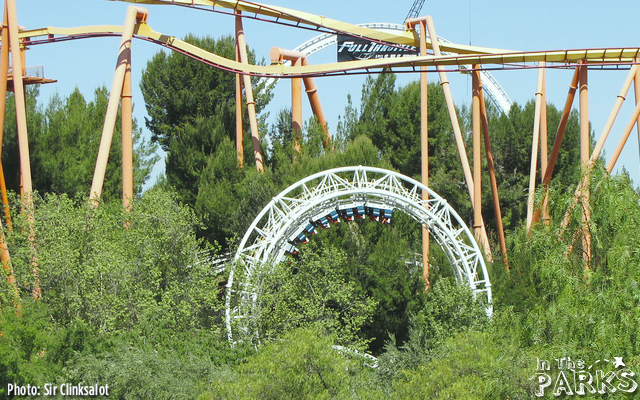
left=531, top=356, right=637, bottom=397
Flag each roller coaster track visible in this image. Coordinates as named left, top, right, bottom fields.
left=16, top=21, right=640, bottom=82
left=225, top=166, right=492, bottom=344
left=264, top=22, right=513, bottom=113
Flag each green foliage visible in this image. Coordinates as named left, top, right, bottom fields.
left=204, top=328, right=381, bottom=400
left=256, top=245, right=377, bottom=349
left=2, top=87, right=157, bottom=200
left=3, top=188, right=218, bottom=336
left=141, top=34, right=272, bottom=206
left=391, top=330, right=534, bottom=399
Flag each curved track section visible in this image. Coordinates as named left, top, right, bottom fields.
left=226, top=166, right=492, bottom=343
left=263, top=23, right=512, bottom=113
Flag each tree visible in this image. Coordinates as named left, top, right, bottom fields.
left=2, top=87, right=157, bottom=200
left=140, top=34, right=272, bottom=205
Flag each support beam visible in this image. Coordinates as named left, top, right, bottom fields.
left=235, top=11, right=264, bottom=172
left=526, top=64, right=545, bottom=232
left=477, top=71, right=509, bottom=269
left=6, top=0, right=39, bottom=299
left=0, top=7, right=12, bottom=231
left=0, top=163, right=11, bottom=231
left=579, top=62, right=591, bottom=267
left=235, top=40, right=244, bottom=168
left=270, top=48, right=331, bottom=151
left=300, top=58, right=331, bottom=149
left=634, top=60, right=640, bottom=178
left=291, top=56, right=302, bottom=153
left=422, top=16, right=492, bottom=261
left=1, top=227, right=19, bottom=308
left=6, top=0, right=31, bottom=201
left=121, top=51, right=133, bottom=211
left=472, top=66, right=482, bottom=243
left=0, top=6, right=9, bottom=158
left=559, top=65, right=640, bottom=233
left=90, top=6, right=146, bottom=202
left=605, top=94, right=640, bottom=173
left=405, top=18, right=430, bottom=290
left=534, top=68, right=580, bottom=227
left=540, top=69, right=549, bottom=224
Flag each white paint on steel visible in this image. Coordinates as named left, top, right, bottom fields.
left=226, top=165, right=492, bottom=343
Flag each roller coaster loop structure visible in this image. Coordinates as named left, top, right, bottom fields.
left=225, top=166, right=492, bottom=344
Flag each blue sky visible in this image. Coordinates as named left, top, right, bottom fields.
left=16, top=0, right=640, bottom=188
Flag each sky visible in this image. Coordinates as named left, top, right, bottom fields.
left=14, top=0, right=640, bottom=189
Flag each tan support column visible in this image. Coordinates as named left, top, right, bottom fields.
left=526, top=64, right=545, bottom=232
left=0, top=8, right=12, bottom=230
left=0, top=7, right=9, bottom=155
left=292, top=57, right=302, bottom=153
left=606, top=97, right=640, bottom=173
left=1, top=227, right=19, bottom=307
left=472, top=67, right=482, bottom=244
left=6, top=0, right=31, bottom=200
left=235, top=41, right=244, bottom=168
left=559, top=65, right=639, bottom=233
left=634, top=60, right=640, bottom=175
left=406, top=18, right=430, bottom=289
left=6, top=0, right=40, bottom=299
left=540, top=69, right=549, bottom=224
left=422, top=16, right=492, bottom=261
left=90, top=6, right=146, bottom=203
left=235, top=11, right=264, bottom=173
left=534, top=68, right=579, bottom=225
left=0, top=163, right=11, bottom=231
left=579, top=62, right=591, bottom=267
left=121, top=52, right=133, bottom=211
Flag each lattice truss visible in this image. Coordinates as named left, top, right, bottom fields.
left=225, top=166, right=492, bottom=343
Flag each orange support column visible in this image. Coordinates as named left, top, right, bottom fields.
left=300, top=58, right=331, bottom=149
left=477, top=73, right=509, bottom=268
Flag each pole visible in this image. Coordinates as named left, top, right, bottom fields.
left=121, top=51, right=133, bottom=211
left=292, top=57, right=302, bottom=154
left=0, top=8, right=11, bottom=230
left=477, top=73, right=509, bottom=268
left=526, top=64, right=545, bottom=232
left=235, top=11, right=264, bottom=173
left=634, top=60, right=640, bottom=177
left=235, top=39, right=244, bottom=168
left=90, top=6, right=144, bottom=203
left=403, top=19, right=431, bottom=289
left=472, top=66, right=482, bottom=244
left=539, top=68, right=549, bottom=224
left=422, top=16, right=492, bottom=261
left=579, top=61, right=591, bottom=267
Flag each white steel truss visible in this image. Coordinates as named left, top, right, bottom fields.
left=226, top=165, right=492, bottom=343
